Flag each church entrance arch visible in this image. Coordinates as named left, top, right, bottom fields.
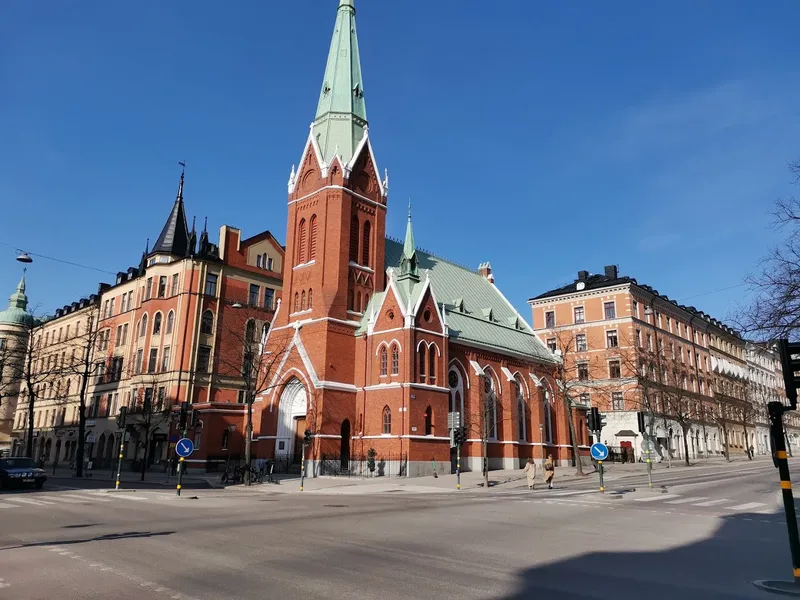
left=276, top=378, right=308, bottom=463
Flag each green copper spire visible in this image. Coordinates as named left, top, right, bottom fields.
left=0, top=274, right=33, bottom=326
left=398, top=202, right=419, bottom=282
left=313, top=0, right=367, bottom=165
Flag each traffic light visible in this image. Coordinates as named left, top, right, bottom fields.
left=599, top=413, right=607, bottom=431
left=778, top=339, right=800, bottom=408
left=587, top=410, right=596, bottom=432
left=303, top=429, right=312, bottom=445
left=189, top=408, right=198, bottom=428
left=590, top=407, right=600, bottom=432
left=116, top=406, right=127, bottom=430
left=179, top=402, right=188, bottom=430
left=637, top=411, right=646, bottom=433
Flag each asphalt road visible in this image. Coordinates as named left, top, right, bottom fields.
left=0, top=466, right=795, bottom=599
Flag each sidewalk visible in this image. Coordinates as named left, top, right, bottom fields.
left=45, top=466, right=222, bottom=489
left=223, top=454, right=782, bottom=496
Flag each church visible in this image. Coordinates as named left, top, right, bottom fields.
left=252, top=0, right=579, bottom=476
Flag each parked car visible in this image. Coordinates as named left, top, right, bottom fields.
left=0, top=457, right=47, bottom=490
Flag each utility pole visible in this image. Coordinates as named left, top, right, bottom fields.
left=114, top=407, right=127, bottom=490
left=176, top=402, right=188, bottom=497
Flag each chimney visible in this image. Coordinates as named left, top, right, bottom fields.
left=604, top=265, right=618, bottom=279
left=478, top=262, right=495, bottom=284
left=577, top=270, right=589, bottom=281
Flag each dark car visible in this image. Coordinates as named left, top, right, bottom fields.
left=0, top=457, right=47, bottom=489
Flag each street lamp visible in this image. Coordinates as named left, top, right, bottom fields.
left=15, top=252, right=32, bottom=264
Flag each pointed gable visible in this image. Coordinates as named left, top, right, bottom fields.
left=152, top=170, right=191, bottom=257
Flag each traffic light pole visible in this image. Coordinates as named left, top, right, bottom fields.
left=176, top=426, right=187, bottom=497
left=115, top=432, right=124, bottom=491
left=456, top=441, right=461, bottom=491
left=595, top=431, right=605, bottom=493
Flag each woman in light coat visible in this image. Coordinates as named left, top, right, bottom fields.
left=544, top=454, right=555, bottom=489
left=523, top=458, right=537, bottom=490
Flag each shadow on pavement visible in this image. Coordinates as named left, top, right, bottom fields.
left=0, top=530, right=175, bottom=551
left=499, top=512, right=790, bottom=599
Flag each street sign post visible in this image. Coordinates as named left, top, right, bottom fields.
left=590, top=443, right=609, bottom=493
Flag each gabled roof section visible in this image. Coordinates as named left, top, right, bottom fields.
left=152, top=170, right=191, bottom=257
left=384, top=239, right=556, bottom=364
left=313, top=0, right=368, bottom=165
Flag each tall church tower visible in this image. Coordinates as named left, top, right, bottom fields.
left=277, top=0, right=387, bottom=387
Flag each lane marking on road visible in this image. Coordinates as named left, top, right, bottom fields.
left=64, top=494, right=112, bottom=502
left=634, top=494, right=680, bottom=502
left=35, top=495, right=84, bottom=504
left=725, top=502, right=766, bottom=511
left=693, top=499, right=730, bottom=507
left=3, top=497, right=53, bottom=506
left=664, top=497, right=708, bottom=504
left=549, top=490, right=596, bottom=497
left=109, top=494, right=148, bottom=501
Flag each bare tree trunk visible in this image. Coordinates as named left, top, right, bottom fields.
left=244, top=392, right=253, bottom=486
left=743, top=422, right=752, bottom=460
left=721, top=423, right=730, bottom=461
left=682, top=427, right=691, bottom=467
left=75, top=373, right=89, bottom=478
left=140, top=424, right=150, bottom=482
left=565, top=401, right=584, bottom=476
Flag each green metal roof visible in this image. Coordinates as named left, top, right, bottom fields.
left=313, top=0, right=367, bottom=165
left=356, top=240, right=557, bottom=364
left=0, top=274, right=33, bottom=326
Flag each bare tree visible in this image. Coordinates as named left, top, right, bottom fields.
left=737, top=160, right=800, bottom=340
left=214, top=304, right=291, bottom=485
left=124, top=372, right=173, bottom=481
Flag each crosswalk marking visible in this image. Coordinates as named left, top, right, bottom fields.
left=550, top=490, right=594, bottom=497
left=64, top=494, right=112, bottom=502
left=35, top=495, right=84, bottom=504
left=725, top=502, right=766, bottom=511
left=693, top=499, right=730, bottom=507
left=0, top=503, right=16, bottom=509
left=634, top=494, right=680, bottom=502
left=664, top=497, right=709, bottom=504
left=4, top=497, right=53, bottom=506
left=108, top=494, right=147, bottom=501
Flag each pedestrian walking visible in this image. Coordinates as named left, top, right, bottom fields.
left=544, top=454, right=555, bottom=489
left=523, top=458, right=537, bottom=490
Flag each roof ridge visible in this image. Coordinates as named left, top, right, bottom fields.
left=385, top=236, right=475, bottom=272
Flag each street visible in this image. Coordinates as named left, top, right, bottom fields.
left=0, top=461, right=796, bottom=599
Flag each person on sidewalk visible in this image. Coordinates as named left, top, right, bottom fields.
left=523, top=458, right=537, bottom=490
left=544, top=454, right=555, bottom=489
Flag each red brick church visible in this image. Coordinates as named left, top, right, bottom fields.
left=253, top=0, right=581, bottom=475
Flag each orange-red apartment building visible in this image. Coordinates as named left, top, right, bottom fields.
left=243, top=0, right=589, bottom=477
left=529, top=265, right=783, bottom=462
left=10, top=172, right=283, bottom=470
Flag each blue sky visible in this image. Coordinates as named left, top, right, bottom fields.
left=1, top=0, right=799, bottom=324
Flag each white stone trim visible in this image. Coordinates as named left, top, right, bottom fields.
left=349, top=261, right=374, bottom=273
left=292, top=260, right=316, bottom=271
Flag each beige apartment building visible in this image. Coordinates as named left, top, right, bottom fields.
left=529, top=265, right=798, bottom=462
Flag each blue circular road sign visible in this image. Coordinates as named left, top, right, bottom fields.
left=590, top=442, right=609, bottom=461
left=175, top=438, right=194, bottom=458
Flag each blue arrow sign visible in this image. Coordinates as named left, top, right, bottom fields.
left=590, top=442, right=609, bottom=461
left=175, top=438, right=194, bottom=458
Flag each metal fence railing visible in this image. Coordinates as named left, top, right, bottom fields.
left=318, top=453, right=408, bottom=478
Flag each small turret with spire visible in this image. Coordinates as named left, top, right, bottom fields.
left=0, top=273, right=33, bottom=326
left=139, top=239, right=149, bottom=276
left=151, top=163, right=192, bottom=259
left=398, top=201, right=420, bottom=287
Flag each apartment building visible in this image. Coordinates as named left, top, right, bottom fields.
left=8, top=172, right=284, bottom=470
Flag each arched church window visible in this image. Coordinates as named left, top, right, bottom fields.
left=391, top=344, right=399, bottom=375
left=349, top=215, right=359, bottom=263
left=380, top=347, right=388, bottom=376
left=362, top=221, right=371, bottom=267
left=382, top=406, right=392, bottom=434
left=309, top=215, right=318, bottom=260
left=298, top=219, right=307, bottom=264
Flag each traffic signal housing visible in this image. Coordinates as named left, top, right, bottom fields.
left=116, top=406, right=127, bottom=430
left=303, top=429, right=312, bottom=446
left=179, top=402, right=188, bottom=430
left=590, top=407, right=601, bottom=432
left=778, top=339, right=800, bottom=409
left=637, top=411, right=646, bottom=433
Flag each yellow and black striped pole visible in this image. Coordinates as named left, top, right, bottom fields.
left=754, top=400, right=800, bottom=595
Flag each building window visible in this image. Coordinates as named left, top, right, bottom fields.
left=391, top=344, right=399, bottom=375
left=604, top=302, right=616, bottom=320
left=516, top=382, right=526, bottom=441
left=646, top=333, right=652, bottom=351
left=382, top=406, right=391, bottom=434
left=166, top=311, right=174, bottom=335
left=308, top=289, right=313, bottom=310
left=606, top=329, right=618, bottom=348
left=428, top=345, right=436, bottom=385
left=246, top=320, right=257, bottom=343
left=201, top=310, right=214, bottom=335
left=546, top=338, right=557, bottom=352
left=249, top=284, right=260, bottom=307
left=349, top=215, right=359, bottom=263
left=147, top=349, right=158, bottom=373
left=205, top=273, right=218, bottom=297
left=145, top=278, right=153, bottom=300
left=545, top=310, right=555, bottom=328
left=577, top=363, right=589, bottom=381
left=609, top=360, right=621, bottom=379
left=418, top=345, right=427, bottom=383
left=171, top=274, right=179, bottom=296
left=301, top=291, right=306, bottom=311
left=380, top=347, right=388, bottom=376
left=140, top=314, right=148, bottom=337
left=309, top=215, right=317, bottom=260
left=294, top=292, right=300, bottom=312
left=298, top=218, right=307, bottom=263
left=256, top=255, right=262, bottom=268
left=237, top=390, right=246, bottom=404
left=153, top=312, right=162, bottom=335
left=267, top=257, right=274, bottom=271
left=221, top=429, right=229, bottom=451
left=264, top=288, right=275, bottom=310
left=158, top=276, right=167, bottom=298
left=196, top=346, right=211, bottom=372
left=632, top=299, right=638, bottom=318
left=362, top=220, right=371, bottom=267
left=576, top=334, right=588, bottom=352
left=161, top=346, right=171, bottom=372
left=612, top=392, right=624, bottom=411
left=573, top=306, right=585, bottom=324
left=135, top=349, right=144, bottom=374
left=424, top=406, right=433, bottom=436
